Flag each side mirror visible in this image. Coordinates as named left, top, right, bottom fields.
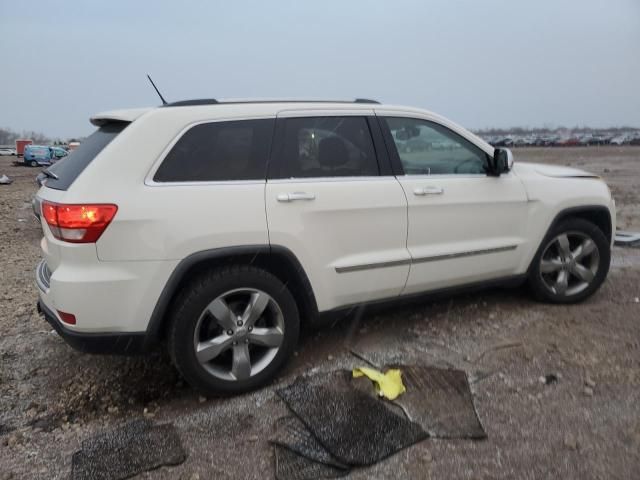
left=491, top=148, right=514, bottom=175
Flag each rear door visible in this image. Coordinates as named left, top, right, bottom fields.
left=265, top=110, right=410, bottom=312
left=378, top=113, right=530, bottom=295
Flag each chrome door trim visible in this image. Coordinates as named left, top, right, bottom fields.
left=335, top=258, right=411, bottom=273
left=334, top=245, right=518, bottom=273
left=412, top=245, right=518, bottom=264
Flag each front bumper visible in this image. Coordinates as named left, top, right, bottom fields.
left=37, top=300, right=148, bottom=355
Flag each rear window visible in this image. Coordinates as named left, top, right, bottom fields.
left=45, top=122, right=128, bottom=191
left=153, top=119, right=274, bottom=183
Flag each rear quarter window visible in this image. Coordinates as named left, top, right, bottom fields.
left=45, top=122, right=128, bottom=191
left=153, top=119, right=275, bottom=182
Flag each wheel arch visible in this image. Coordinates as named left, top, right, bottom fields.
left=549, top=205, right=612, bottom=244
left=145, top=245, right=319, bottom=346
left=527, top=205, right=612, bottom=274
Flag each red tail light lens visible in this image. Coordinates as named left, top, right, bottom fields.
left=57, top=310, right=77, bottom=325
left=41, top=201, right=118, bottom=243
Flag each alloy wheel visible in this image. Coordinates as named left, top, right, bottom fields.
left=539, top=231, right=600, bottom=297
left=193, top=288, right=285, bottom=381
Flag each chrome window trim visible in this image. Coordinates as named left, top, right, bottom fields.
left=146, top=179, right=266, bottom=187
left=397, top=171, right=515, bottom=180
left=398, top=173, right=487, bottom=180
left=268, top=176, right=397, bottom=184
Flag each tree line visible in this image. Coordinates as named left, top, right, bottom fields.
left=0, top=127, right=78, bottom=146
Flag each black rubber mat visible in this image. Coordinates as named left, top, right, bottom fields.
left=271, top=416, right=349, bottom=470
left=277, top=371, right=427, bottom=466
left=274, top=445, right=349, bottom=480
left=71, top=419, right=187, bottom=480
left=392, top=365, right=486, bottom=439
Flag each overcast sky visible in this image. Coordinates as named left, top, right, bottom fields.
left=1, top=0, right=639, bottom=138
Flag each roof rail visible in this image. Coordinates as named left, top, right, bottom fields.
left=164, top=99, right=219, bottom=107
left=163, top=98, right=381, bottom=107
left=353, top=98, right=380, bottom=104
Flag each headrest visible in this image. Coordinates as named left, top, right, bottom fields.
left=318, top=137, right=349, bottom=168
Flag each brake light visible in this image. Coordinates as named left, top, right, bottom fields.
left=41, top=201, right=118, bottom=243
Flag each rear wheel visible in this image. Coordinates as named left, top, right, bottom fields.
left=30, top=160, right=37, bottom=167
left=168, top=265, right=299, bottom=395
left=528, top=218, right=610, bottom=304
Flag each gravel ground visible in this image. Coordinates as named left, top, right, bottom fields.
left=1, top=147, right=639, bottom=479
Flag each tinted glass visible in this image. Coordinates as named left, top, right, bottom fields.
left=45, top=122, right=128, bottom=190
left=385, top=117, right=489, bottom=175
left=275, top=116, right=379, bottom=178
left=154, top=119, right=274, bottom=182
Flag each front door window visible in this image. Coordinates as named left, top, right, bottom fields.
left=384, top=117, right=489, bottom=175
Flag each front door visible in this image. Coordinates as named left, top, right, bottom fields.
left=379, top=115, right=530, bottom=295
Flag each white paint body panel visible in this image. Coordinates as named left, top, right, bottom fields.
left=35, top=101, right=615, bottom=334
left=266, top=177, right=410, bottom=311
left=398, top=172, right=529, bottom=294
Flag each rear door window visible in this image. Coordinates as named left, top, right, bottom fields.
left=45, top=122, right=128, bottom=190
left=153, top=119, right=275, bottom=182
left=271, top=116, right=379, bottom=178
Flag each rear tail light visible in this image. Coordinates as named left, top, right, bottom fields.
left=41, top=201, right=118, bottom=243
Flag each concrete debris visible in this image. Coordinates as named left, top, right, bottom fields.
left=614, top=231, right=640, bottom=247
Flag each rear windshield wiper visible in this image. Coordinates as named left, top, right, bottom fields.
left=36, top=168, right=59, bottom=187
left=42, top=168, right=59, bottom=180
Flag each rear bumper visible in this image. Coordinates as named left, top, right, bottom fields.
left=37, top=300, right=148, bottom=355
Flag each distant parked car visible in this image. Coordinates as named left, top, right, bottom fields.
left=51, top=146, right=69, bottom=159
left=493, top=137, right=514, bottom=147
left=0, top=147, right=17, bottom=156
left=588, top=136, right=610, bottom=146
left=559, top=138, right=580, bottom=147
left=23, top=145, right=67, bottom=167
left=610, top=136, right=627, bottom=146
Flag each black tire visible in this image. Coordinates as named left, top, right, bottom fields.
left=30, top=160, right=38, bottom=167
left=168, top=265, right=299, bottom=395
left=528, top=218, right=610, bottom=304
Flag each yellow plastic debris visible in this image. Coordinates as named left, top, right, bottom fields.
left=352, top=367, right=406, bottom=400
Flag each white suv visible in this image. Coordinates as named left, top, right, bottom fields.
left=35, top=99, right=615, bottom=394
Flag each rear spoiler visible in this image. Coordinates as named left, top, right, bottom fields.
left=90, top=108, right=151, bottom=126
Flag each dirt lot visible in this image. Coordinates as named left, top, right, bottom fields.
left=1, top=147, right=639, bottom=480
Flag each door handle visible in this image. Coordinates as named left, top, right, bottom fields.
left=277, top=192, right=316, bottom=202
left=413, top=186, right=444, bottom=196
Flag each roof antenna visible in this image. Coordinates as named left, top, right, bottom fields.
left=146, top=74, right=167, bottom=105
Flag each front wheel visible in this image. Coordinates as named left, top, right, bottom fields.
left=168, top=265, right=299, bottom=395
left=528, top=218, right=610, bottom=304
